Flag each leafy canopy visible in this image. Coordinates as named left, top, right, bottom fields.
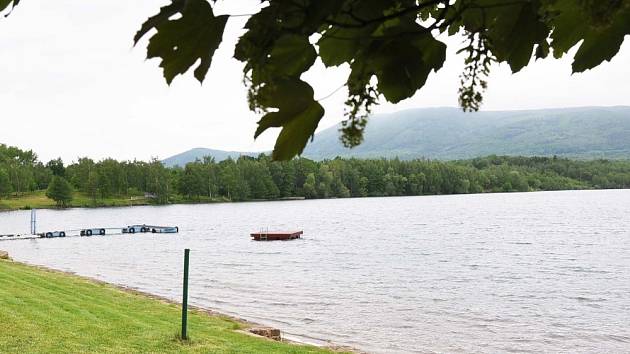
left=3, top=0, right=629, bottom=159
left=0, top=168, right=11, bottom=198
left=46, top=176, right=74, bottom=207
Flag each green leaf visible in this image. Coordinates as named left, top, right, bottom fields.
left=134, top=0, right=185, bottom=45
left=141, top=0, right=228, bottom=84
left=254, top=79, right=316, bottom=138
left=373, top=43, right=424, bottom=102
left=252, top=79, right=324, bottom=160
left=447, top=21, right=462, bottom=36
left=549, top=0, right=630, bottom=72
left=369, top=34, right=446, bottom=103
left=484, top=1, right=549, bottom=73
left=1, top=0, right=18, bottom=14
left=267, top=34, right=317, bottom=76
left=0, top=0, right=11, bottom=11
left=535, top=41, right=550, bottom=60
left=300, top=1, right=345, bottom=32
left=571, top=9, right=630, bottom=72
left=234, top=5, right=281, bottom=64
left=549, top=1, right=585, bottom=58
left=272, top=101, right=324, bottom=160
left=317, top=0, right=415, bottom=67
left=318, top=27, right=366, bottom=67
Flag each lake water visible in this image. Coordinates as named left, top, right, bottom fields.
left=1, top=190, right=630, bottom=353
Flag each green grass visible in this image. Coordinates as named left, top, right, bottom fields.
left=0, top=191, right=232, bottom=211
left=0, top=190, right=149, bottom=211
left=0, top=190, right=54, bottom=210
left=0, top=260, right=342, bottom=354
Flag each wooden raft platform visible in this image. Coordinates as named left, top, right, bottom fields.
left=250, top=230, right=303, bottom=241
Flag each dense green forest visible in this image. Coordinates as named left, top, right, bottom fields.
left=2, top=143, right=630, bottom=207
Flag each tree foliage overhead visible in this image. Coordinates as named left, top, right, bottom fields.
left=3, top=0, right=629, bottom=160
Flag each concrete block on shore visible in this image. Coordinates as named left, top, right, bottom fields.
left=0, top=250, right=9, bottom=260
left=249, top=327, right=282, bottom=341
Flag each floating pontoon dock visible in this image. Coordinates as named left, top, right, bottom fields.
left=0, top=210, right=178, bottom=242
left=0, top=224, right=179, bottom=242
left=250, top=230, right=303, bottom=241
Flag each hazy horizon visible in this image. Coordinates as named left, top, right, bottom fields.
left=4, top=104, right=630, bottom=164
left=165, top=105, right=630, bottom=158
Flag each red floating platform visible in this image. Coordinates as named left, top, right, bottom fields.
left=250, top=230, right=303, bottom=241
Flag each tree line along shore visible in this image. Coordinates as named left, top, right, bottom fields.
left=2, top=143, right=630, bottom=209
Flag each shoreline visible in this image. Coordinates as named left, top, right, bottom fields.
left=2, top=187, right=623, bottom=214
left=0, top=190, right=308, bottom=213
left=0, top=252, right=360, bottom=353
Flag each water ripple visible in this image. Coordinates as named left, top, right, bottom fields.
left=1, top=190, right=630, bottom=353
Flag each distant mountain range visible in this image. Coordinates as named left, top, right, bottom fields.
left=162, top=106, right=630, bottom=166
left=162, top=148, right=259, bottom=167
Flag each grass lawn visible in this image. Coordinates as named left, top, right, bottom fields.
left=0, top=190, right=149, bottom=211
left=0, top=190, right=56, bottom=210
left=0, top=260, right=343, bottom=354
left=0, top=191, right=230, bottom=211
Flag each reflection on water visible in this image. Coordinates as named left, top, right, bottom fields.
left=1, top=190, right=630, bottom=353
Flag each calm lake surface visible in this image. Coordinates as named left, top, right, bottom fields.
left=1, top=190, right=630, bottom=353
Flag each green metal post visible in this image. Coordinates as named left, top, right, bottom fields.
left=181, top=248, right=190, bottom=340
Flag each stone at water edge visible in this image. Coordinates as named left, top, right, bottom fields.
left=249, top=327, right=282, bottom=341
left=0, top=251, right=9, bottom=260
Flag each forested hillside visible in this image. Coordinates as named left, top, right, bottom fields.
left=162, top=148, right=256, bottom=168
left=164, top=107, right=630, bottom=166
left=303, top=106, right=630, bottom=160
left=2, top=143, right=630, bottom=209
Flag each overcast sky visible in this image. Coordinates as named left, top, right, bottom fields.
left=1, top=1, right=629, bottom=163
